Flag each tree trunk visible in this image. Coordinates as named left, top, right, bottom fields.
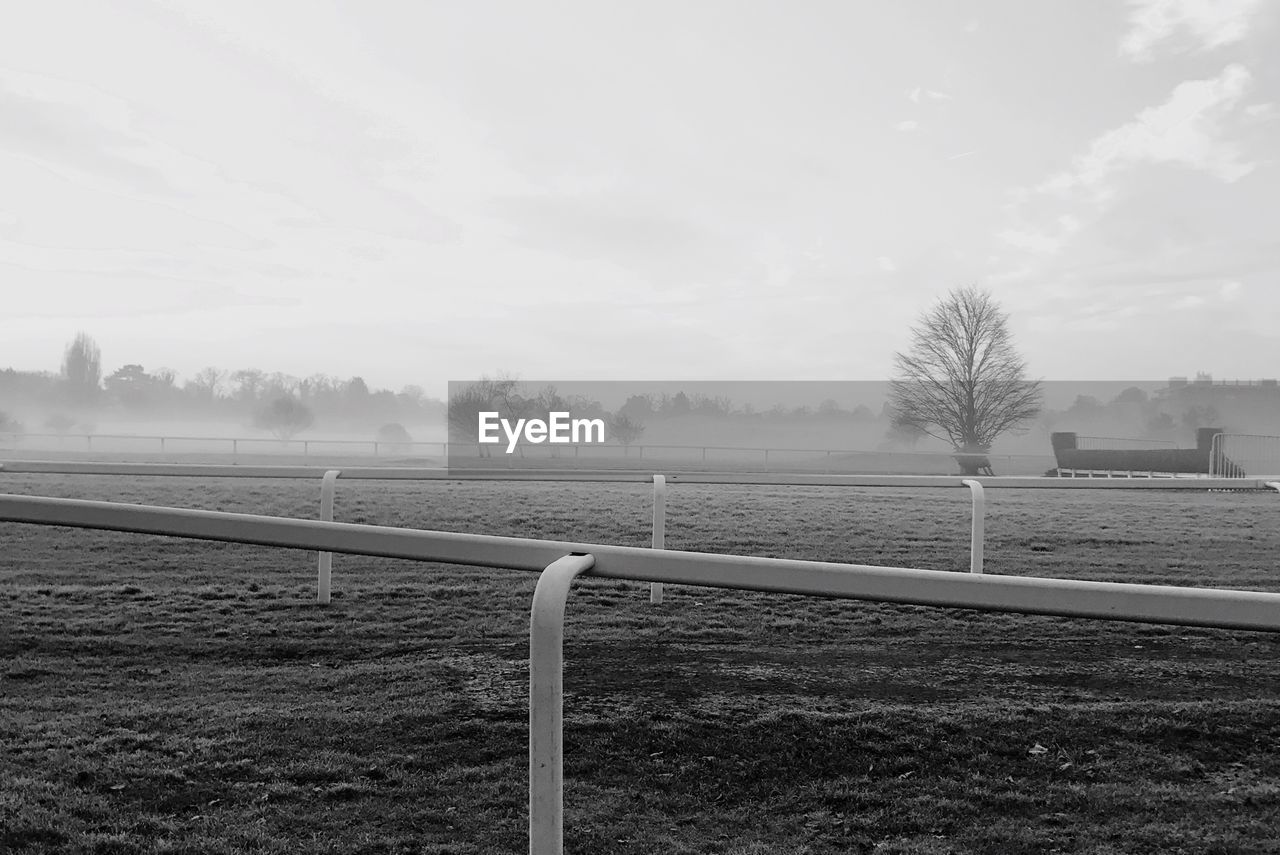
left=954, top=444, right=991, bottom=476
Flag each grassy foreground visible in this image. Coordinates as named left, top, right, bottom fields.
left=2, top=475, right=1279, bottom=854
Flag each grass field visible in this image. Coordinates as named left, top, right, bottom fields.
left=2, top=474, right=1279, bottom=854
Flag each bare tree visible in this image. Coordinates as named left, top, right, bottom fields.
left=888, top=285, right=1042, bottom=475
left=187, top=367, right=225, bottom=401
left=253, top=396, right=314, bottom=441
left=607, top=412, right=645, bottom=452
left=231, top=369, right=266, bottom=403
left=61, top=332, right=101, bottom=403
left=446, top=376, right=520, bottom=458
left=0, top=410, right=22, bottom=434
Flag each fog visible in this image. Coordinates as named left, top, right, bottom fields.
left=445, top=378, right=1280, bottom=455
left=0, top=362, right=448, bottom=448
left=5, top=363, right=1278, bottom=457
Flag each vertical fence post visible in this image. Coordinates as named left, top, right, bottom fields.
left=529, top=553, right=596, bottom=855
left=650, top=474, right=666, bottom=604
left=317, top=470, right=341, bottom=604
left=961, top=479, right=984, bottom=575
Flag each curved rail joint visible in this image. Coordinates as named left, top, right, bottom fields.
left=650, top=474, right=666, bottom=604
left=317, top=469, right=341, bottom=604
left=961, top=479, right=985, bottom=574
left=529, top=552, right=596, bottom=855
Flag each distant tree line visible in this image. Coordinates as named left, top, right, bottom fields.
left=0, top=332, right=445, bottom=436
left=446, top=378, right=901, bottom=455
left=1042, top=386, right=1230, bottom=440
left=612, top=392, right=882, bottom=423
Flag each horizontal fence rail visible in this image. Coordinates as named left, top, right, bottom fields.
left=6, top=493, right=1280, bottom=854
left=3, top=460, right=1275, bottom=489
left=5, top=493, right=1280, bottom=630
left=7, top=461, right=1273, bottom=608
left=0, top=431, right=448, bottom=457
left=1, top=461, right=995, bottom=602
left=1, top=432, right=1061, bottom=473
left=0, top=431, right=1039, bottom=458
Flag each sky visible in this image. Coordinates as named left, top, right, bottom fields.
left=1, top=0, right=1277, bottom=396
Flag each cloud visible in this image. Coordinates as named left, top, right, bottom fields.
left=906, top=87, right=951, bottom=105
left=997, top=63, right=1258, bottom=260
left=1035, top=64, right=1255, bottom=204
left=1119, top=0, right=1264, bottom=62
left=987, top=55, right=1276, bottom=343
left=0, top=72, right=175, bottom=194
left=893, top=120, right=920, bottom=132
left=995, top=226, right=1073, bottom=256
left=995, top=212, right=1086, bottom=256
left=490, top=192, right=733, bottom=284
left=877, top=256, right=897, bottom=272
left=1244, top=103, right=1276, bottom=120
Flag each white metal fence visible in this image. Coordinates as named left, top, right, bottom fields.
left=5, top=459, right=1275, bottom=488
left=4, top=489, right=1280, bottom=854
left=1209, top=433, right=1280, bottom=478
left=0, top=431, right=1060, bottom=474
left=0, top=431, right=448, bottom=458
left=9, top=460, right=1279, bottom=605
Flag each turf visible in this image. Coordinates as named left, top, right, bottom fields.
left=2, top=474, right=1279, bottom=854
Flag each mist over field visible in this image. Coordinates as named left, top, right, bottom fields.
left=5, top=364, right=1279, bottom=459
left=443, top=378, right=1280, bottom=455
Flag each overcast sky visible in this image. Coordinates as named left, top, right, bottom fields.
left=2, top=0, right=1277, bottom=394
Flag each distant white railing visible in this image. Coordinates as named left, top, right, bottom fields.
left=6, top=460, right=1277, bottom=606
left=1210, top=433, right=1280, bottom=479
left=3, top=492, right=1279, bottom=855
left=0, top=431, right=448, bottom=457
left=5, top=460, right=1272, bottom=488
left=3, top=462, right=1020, bottom=598
left=0, top=431, right=1059, bottom=474
left=10, top=461, right=1276, bottom=606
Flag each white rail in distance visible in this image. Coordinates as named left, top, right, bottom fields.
left=1210, top=433, right=1280, bottom=479
left=2, top=459, right=1272, bottom=488
left=8, top=460, right=1274, bottom=604
left=3, top=493, right=1280, bottom=855
left=0, top=431, right=1041, bottom=464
